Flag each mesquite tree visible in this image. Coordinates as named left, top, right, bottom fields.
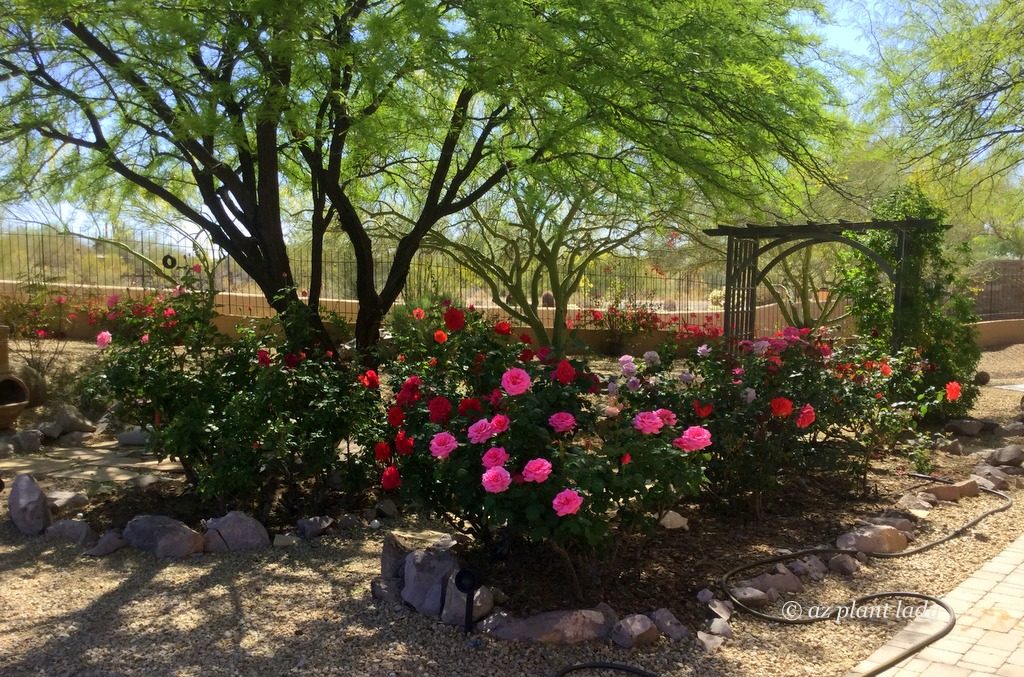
left=1, top=0, right=842, bottom=351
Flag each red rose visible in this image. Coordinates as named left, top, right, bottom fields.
left=552, top=359, right=576, bottom=385
left=945, top=381, right=962, bottom=402
left=434, top=329, right=448, bottom=344
left=494, top=321, right=512, bottom=335
left=283, top=352, right=300, bottom=369
left=692, top=400, right=713, bottom=418
left=620, top=453, right=632, bottom=465
left=443, top=307, right=466, bottom=332
left=395, top=431, right=414, bottom=455
left=458, top=398, right=482, bottom=419
left=592, top=310, right=604, bottom=322
left=387, top=406, right=405, bottom=427
left=358, top=370, right=380, bottom=388
left=518, top=348, right=535, bottom=362
left=770, top=396, right=794, bottom=418
left=537, top=346, right=553, bottom=363
left=795, top=403, right=816, bottom=429
left=428, top=396, right=453, bottom=424
left=412, top=308, right=425, bottom=320
left=381, top=465, right=401, bottom=491
left=374, top=441, right=392, bottom=462
left=487, top=388, right=502, bottom=408
left=519, top=333, right=533, bottom=344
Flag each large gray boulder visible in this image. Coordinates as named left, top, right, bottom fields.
left=987, top=445, right=1024, bottom=467
left=611, top=614, right=660, bottom=648
left=15, top=429, right=43, bottom=454
left=401, top=547, right=459, bottom=617
left=203, top=511, right=270, bottom=552
left=55, top=404, right=96, bottom=434
left=944, top=419, right=984, bottom=437
left=8, top=474, right=52, bottom=535
left=296, top=516, right=334, bottom=539
left=123, top=515, right=204, bottom=558
left=647, top=608, right=691, bottom=641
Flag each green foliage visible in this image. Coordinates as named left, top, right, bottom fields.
left=835, top=185, right=980, bottom=418
left=354, top=300, right=704, bottom=556
left=80, top=271, right=376, bottom=513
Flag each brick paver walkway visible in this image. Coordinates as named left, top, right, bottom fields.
left=850, top=533, right=1024, bottom=676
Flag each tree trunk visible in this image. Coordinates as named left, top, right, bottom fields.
left=355, top=300, right=383, bottom=356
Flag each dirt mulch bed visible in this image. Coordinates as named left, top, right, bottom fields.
left=1, top=347, right=1022, bottom=676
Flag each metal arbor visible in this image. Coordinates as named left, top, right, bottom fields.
left=702, top=219, right=939, bottom=349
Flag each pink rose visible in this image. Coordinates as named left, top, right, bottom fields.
left=106, top=294, right=119, bottom=309
left=796, top=404, right=816, bottom=429
left=672, top=426, right=712, bottom=452
left=552, top=488, right=583, bottom=517
left=95, top=331, right=112, bottom=349
left=548, top=412, right=576, bottom=434
left=501, top=367, right=532, bottom=396
left=522, top=458, right=553, bottom=483
left=490, top=414, right=510, bottom=434
left=191, top=263, right=203, bottom=274
left=467, top=418, right=496, bottom=444
left=140, top=333, right=149, bottom=345
left=482, top=446, right=509, bottom=468
left=632, top=411, right=665, bottom=435
left=482, top=466, right=512, bottom=493
left=429, top=431, right=459, bottom=458
left=655, top=408, right=677, bottom=427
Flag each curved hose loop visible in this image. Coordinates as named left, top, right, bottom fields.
left=554, top=662, right=660, bottom=677
left=720, top=473, right=1014, bottom=677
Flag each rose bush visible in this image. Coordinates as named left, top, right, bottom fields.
left=354, top=300, right=707, bottom=554
left=81, top=270, right=376, bottom=515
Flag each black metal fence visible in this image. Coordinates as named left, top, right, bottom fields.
left=3, top=227, right=1018, bottom=329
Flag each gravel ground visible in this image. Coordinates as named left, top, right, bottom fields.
left=1, top=346, right=1023, bottom=676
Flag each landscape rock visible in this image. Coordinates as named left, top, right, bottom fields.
left=708, top=617, right=733, bottom=638
left=974, top=371, right=991, bottom=386
left=658, top=510, right=688, bottom=530
left=696, top=588, right=715, bottom=604
left=370, top=576, right=403, bottom=604
left=46, top=519, right=99, bottom=547
left=55, top=403, right=96, bottom=434
left=708, top=598, right=732, bottom=620
left=944, top=419, right=984, bottom=437
left=787, top=559, right=810, bottom=577
left=123, top=515, right=204, bottom=558
left=921, top=484, right=960, bottom=502
left=611, top=614, right=661, bottom=648
left=335, top=513, right=362, bottom=530
left=273, top=533, right=300, bottom=547
left=440, top=571, right=495, bottom=626
left=1001, top=422, right=1024, bottom=436
left=203, top=511, right=270, bottom=552
left=375, top=498, right=399, bottom=519
left=953, top=479, right=979, bottom=498
left=738, top=569, right=804, bottom=594
left=0, top=440, right=12, bottom=458
left=116, top=427, right=150, bottom=447
left=836, top=525, right=908, bottom=553
left=973, top=465, right=1011, bottom=490
left=55, top=431, right=90, bottom=447
left=38, top=421, right=63, bottom=440
left=8, top=473, right=52, bottom=535
left=15, top=429, right=43, bottom=454
left=648, top=608, right=690, bottom=641
left=971, top=475, right=997, bottom=491
left=296, top=516, right=334, bottom=539
left=866, top=516, right=915, bottom=532
left=381, top=532, right=414, bottom=579
left=696, top=630, right=726, bottom=653
left=401, top=547, right=459, bottom=617
left=979, top=419, right=1001, bottom=433
left=487, top=609, right=614, bottom=644
left=729, top=587, right=770, bottom=609
left=987, top=445, right=1024, bottom=467
left=828, top=554, right=860, bottom=575
left=896, top=493, right=932, bottom=518
left=1000, top=464, right=1024, bottom=475
left=85, top=530, right=127, bottom=557
left=802, top=555, right=829, bottom=581
left=936, top=438, right=964, bottom=455
left=47, top=490, right=89, bottom=512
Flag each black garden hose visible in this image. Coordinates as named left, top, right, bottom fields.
left=553, top=474, right=1012, bottom=677
left=720, top=473, right=1013, bottom=676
